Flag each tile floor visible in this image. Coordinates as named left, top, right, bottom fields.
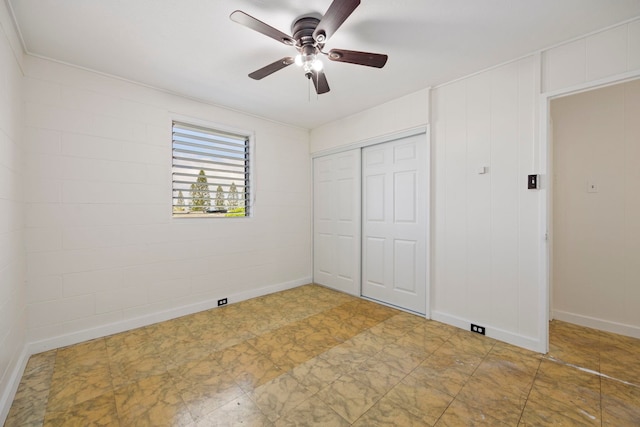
left=5, top=284, right=640, bottom=426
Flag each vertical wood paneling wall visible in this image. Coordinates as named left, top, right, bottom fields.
left=431, top=56, right=542, bottom=351
left=543, top=19, right=640, bottom=93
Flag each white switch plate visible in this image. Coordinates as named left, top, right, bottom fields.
left=587, top=181, right=598, bottom=193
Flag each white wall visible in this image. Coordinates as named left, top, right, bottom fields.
left=309, top=18, right=640, bottom=354
left=310, top=89, right=430, bottom=154
left=551, top=80, right=640, bottom=337
left=0, top=1, right=26, bottom=421
left=543, top=19, right=640, bottom=94
left=431, top=56, right=542, bottom=351
left=22, top=55, right=312, bottom=350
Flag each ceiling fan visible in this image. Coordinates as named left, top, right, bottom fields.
left=230, top=0, right=388, bottom=95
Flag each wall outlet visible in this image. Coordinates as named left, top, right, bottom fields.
left=470, top=324, right=486, bottom=335
left=217, top=298, right=228, bottom=306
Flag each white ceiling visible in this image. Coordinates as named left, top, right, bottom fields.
left=8, top=0, right=640, bottom=129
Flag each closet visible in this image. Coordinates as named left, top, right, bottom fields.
left=313, top=130, right=429, bottom=314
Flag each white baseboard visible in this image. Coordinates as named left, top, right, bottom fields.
left=0, top=347, right=30, bottom=425
left=0, top=276, right=311, bottom=424
left=552, top=310, right=640, bottom=339
left=431, top=310, right=545, bottom=353
left=2, top=277, right=311, bottom=425
left=27, top=277, right=311, bottom=355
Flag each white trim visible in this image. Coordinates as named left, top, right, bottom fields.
left=535, top=51, right=550, bottom=355
left=553, top=310, right=640, bottom=339
left=431, top=311, right=544, bottom=353
left=541, top=69, right=640, bottom=97
left=0, top=347, right=30, bottom=425
left=26, top=277, right=310, bottom=355
left=310, top=126, right=428, bottom=159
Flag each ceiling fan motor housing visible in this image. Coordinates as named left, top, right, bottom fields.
left=292, top=17, right=322, bottom=50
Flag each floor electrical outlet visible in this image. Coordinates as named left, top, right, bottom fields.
left=471, top=323, right=486, bottom=335
left=217, top=298, right=228, bottom=306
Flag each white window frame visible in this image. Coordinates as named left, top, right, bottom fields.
left=171, top=116, right=254, bottom=219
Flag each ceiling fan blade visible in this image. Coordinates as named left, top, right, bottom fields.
left=230, top=10, right=296, bottom=46
left=328, top=49, right=388, bottom=68
left=311, top=69, right=330, bottom=94
left=248, top=57, right=295, bottom=80
left=313, top=0, right=360, bottom=43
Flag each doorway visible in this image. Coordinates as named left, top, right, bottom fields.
left=548, top=78, right=640, bottom=339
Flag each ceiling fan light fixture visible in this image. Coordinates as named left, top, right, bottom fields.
left=295, top=50, right=322, bottom=73
left=312, top=58, right=323, bottom=71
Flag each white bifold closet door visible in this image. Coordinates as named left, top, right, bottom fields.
left=313, top=149, right=361, bottom=295
left=361, top=134, right=427, bottom=314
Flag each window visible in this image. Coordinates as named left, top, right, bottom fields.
left=172, top=121, right=250, bottom=217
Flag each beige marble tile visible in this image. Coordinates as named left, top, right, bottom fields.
left=5, top=351, right=57, bottom=426
left=386, top=375, right=454, bottom=425
left=445, top=330, right=497, bottom=357
left=289, top=357, right=343, bottom=394
left=346, top=329, right=395, bottom=352
left=273, top=397, right=349, bottom=427
left=349, top=353, right=408, bottom=394
left=601, top=378, right=640, bottom=426
left=548, top=321, right=600, bottom=371
left=54, top=339, right=109, bottom=372
left=409, top=344, right=482, bottom=396
left=4, top=389, right=50, bottom=427
left=455, top=375, right=529, bottom=425
left=104, top=327, right=155, bottom=357
left=7, top=286, right=640, bottom=427
left=178, top=373, right=245, bottom=421
left=108, top=351, right=169, bottom=388
left=250, top=373, right=314, bottom=422
left=168, top=356, right=226, bottom=391
left=374, top=341, right=428, bottom=374
left=471, top=351, right=540, bottom=396
left=317, top=340, right=374, bottom=375
left=526, top=360, right=601, bottom=425
left=316, top=373, right=385, bottom=424
left=47, top=364, right=114, bottom=412
left=195, top=394, right=273, bottom=427
left=435, top=398, right=512, bottom=427
left=232, top=355, right=285, bottom=392
left=353, top=395, right=428, bottom=427
left=395, top=328, right=448, bottom=357
left=114, top=372, right=194, bottom=427
left=520, top=398, right=599, bottom=426
left=43, top=391, right=119, bottom=427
